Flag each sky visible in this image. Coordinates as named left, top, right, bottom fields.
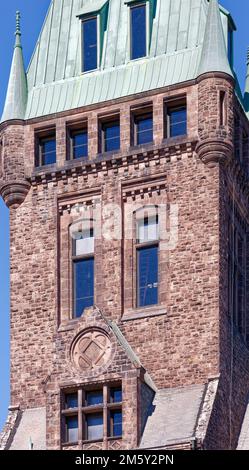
left=0, top=0, right=249, bottom=432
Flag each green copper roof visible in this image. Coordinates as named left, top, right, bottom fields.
left=197, top=0, right=233, bottom=78
left=1, top=12, right=27, bottom=122
left=1, top=1, right=238, bottom=122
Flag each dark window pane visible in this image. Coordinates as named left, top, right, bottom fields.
left=135, top=115, right=153, bottom=145
left=74, top=257, right=94, bottom=317
left=110, top=410, right=122, bottom=437
left=131, top=5, right=147, bottom=60
left=86, top=390, right=103, bottom=406
left=137, top=245, right=158, bottom=307
left=66, top=416, right=78, bottom=443
left=65, top=393, right=78, bottom=409
left=72, top=131, right=88, bottom=159
left=103, top=122, right=120, bottom=152
left=40, top=138, right=56, bottom=166
left=168, top=107, right=187, bottom=137
left=82, top=18, right=98, bottom=72
left=110, top=388, right=122, bottom=403
left=86, top=413, right=103, bottom=441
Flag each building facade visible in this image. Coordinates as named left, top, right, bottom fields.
left=1, top=0, right=249, bottom=450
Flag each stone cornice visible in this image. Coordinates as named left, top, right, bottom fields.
left=30, top=139, right=197, bottom=188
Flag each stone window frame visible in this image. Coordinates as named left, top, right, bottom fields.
left=34, top=126, right=56, bottom=168
left=164, top=95, right=187, bottom=140
left=134, top=205, right=159, bottom=309
left=130, top=102, right=154, bottom=148
left=66, top=119, right=88, bottom=161
left=123, top=196, right=168, bottom=318
left=98, top=112, right=121, bottom=155
left=58, top=195, right=102, bottom=326
left=71, top=220, right=95, bottom=319
left=61, top=382, right=123, bottom=446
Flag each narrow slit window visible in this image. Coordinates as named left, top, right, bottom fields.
left=220, top=91, right=226, bottom=127
left=82, top=17, right=98, bottom=72
left=130, top=4, right=147, bottom=60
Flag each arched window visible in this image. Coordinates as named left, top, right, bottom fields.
left=135, top=207, right=159, bottom=308
left=71, top=220, right=95, bottom=317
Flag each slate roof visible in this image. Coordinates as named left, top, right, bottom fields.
left=1, top=0, right=237, bottom=122
left=140, top=384, right=206, bottom=449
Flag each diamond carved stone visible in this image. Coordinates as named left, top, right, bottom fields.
left=72, top=330, right=112, bottom=372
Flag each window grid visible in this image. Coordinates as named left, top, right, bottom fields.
left=62, top=385, right=122, bottom=445
left=132, top=109, right=153, bottom=146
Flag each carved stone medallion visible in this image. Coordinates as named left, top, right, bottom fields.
left=71, top=329, right=112, bottom=372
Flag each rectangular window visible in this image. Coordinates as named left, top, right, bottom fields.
left=73, top=228, right=94, bottom=318
left=220, top=91, right=226, bottom=127
left=165, top=100, right=187, bottom=138
left=137, top=245, right=158, bottom=307
left=86, top=414, right=104, bottom=441
left=130, top=4, right=147, bottom=60
left=132, top=107, right=153, bottom=146
left=69, top=129, right=88, bottom=160
left=62, top=385, right=122, bottom=445
left=99, top=118, right=120, bottom=153
left=65, top=416, right=78, bottom=443
left=82, top=17, right=98, bottom=72
left=36, top=134, right=56, bottom=167
left=110, top=410, right=122, bottom=438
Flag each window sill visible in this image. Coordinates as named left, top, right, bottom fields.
left=162, top=135, right=188, bottom=146
left=62, top=437, right=122, bottom=447
left=58, top=318, right=81, bottom=332
left=122, top=306, right=167, bottom=322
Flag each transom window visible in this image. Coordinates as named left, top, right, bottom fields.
left=82, top=17, right=98, bottom=72
left=72, top=224, right=94, bottom=318
left=69, top=128, right=88, bottom=160
left=62, top=385, right=122, bottom=445
left=165, top=99, right=187, bottom=138
left=99, top=118, right=120, bottom=153
left=136, top=210, right=159, bottom=308
left=130, top=3, right=147, bottom=60
left=36, top=134, right=56, bottom=167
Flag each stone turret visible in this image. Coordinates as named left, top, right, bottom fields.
left=196, top=0, right=234, bottom=167
left=0, top=12, right=30, bottom=208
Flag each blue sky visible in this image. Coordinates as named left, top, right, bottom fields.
left=0, top=0, right=249, bottom=431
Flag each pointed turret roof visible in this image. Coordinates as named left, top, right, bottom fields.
left=1, top=12, right=27, bottom=123
left=197, top=0, right=233, bottom=78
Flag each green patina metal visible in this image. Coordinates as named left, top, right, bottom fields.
left=1, top=0, right=244, bottom=123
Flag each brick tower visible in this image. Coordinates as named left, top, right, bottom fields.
left=1, top=0, right=249, bottom=451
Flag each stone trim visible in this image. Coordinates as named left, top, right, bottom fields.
left=195, top=377, right=219, bottom=443
left=30, top=140, right=197, bottom=188
left=0, top=406, right=20, bottom=450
